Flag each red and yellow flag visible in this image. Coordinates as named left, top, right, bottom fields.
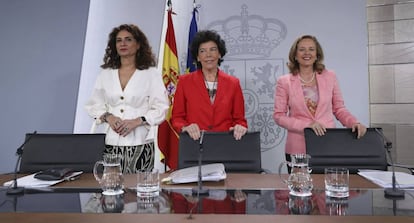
left=158, top=8, right=180, bottom=170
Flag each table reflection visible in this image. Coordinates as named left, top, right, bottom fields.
left=101, top=193, right=124, bottom=213
left=81, top=190, right=171, bottom=214
left=288, top=195, right=313, bottom=215
left=272, top=190, right=362, bottom=215
left=1, top=188, right=413, bottom=216
left=168, top=189, right=246, bottom=214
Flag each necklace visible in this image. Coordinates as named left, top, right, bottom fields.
left=203, top=73, right=218, bottom=99
left=299, top=72, right=315, bottom=84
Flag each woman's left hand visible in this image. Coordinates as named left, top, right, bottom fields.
left=229, top=124, right=247, bottom=140
left=116, top=118, right=141, bottom=137
left=351, top=123, right=367, bottom=139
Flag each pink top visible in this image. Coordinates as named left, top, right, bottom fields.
left=302, top=84, right=319, bottom=116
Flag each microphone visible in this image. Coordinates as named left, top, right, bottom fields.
left=374, top=128, right=405, bottom=199
left=191, top=130, right=209, bottom=213
left=7, top=131, right=37, bottom=195
left=199, top=129, right=205, bottom=145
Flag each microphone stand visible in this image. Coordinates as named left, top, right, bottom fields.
left=192, top=130, right=209, bottom=213
left=374, top=128, right=405, bottom=199
left=383, top=140, right=405, bottom=199
left=7, top=131, right=37, bottom=195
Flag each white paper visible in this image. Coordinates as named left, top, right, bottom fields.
left=358, top=170, right=414, bottom=188
left=162, top=163, right=226, bottom=184
left=3, top=171, right=83, bottom=188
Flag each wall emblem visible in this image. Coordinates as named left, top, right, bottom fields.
left=208, top=4, right=288, bottom=151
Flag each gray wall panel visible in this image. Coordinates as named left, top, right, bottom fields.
left=369, top=65, right=395, bottom=103
left=0, top=0, right=89, bottom=173
left=395, top=64, right=414, bottom=103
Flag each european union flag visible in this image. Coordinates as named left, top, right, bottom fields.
left=186, top=7, right=198, bottom=73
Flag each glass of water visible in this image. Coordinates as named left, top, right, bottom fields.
left=137, top=169, right=160, bottom=198
left=324, top=167, right=349, bottom=198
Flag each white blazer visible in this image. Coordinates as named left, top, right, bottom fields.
left=85, top=67, right=169, bottom=146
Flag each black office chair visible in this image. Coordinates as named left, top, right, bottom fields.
left=19, top=133, right=106, bottom=173
left=304, top=127, right=414, bottom=174
left=178, top=131, right=262, bottom=173
left=304, top=128, right=388, bottom=174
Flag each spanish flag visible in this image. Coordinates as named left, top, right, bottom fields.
left=158, top=5, right=180, bottom=170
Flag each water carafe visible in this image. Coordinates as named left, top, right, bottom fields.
left=278, top=154, right=313, bottom=196
left=93, top=154, right=124, bottom=195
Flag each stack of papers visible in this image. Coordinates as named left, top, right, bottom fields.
left=358, top=170, right=414, bottom=188
left=3, top=171, right=83, bottom=188
left=162, top=163, right=226, bottom=184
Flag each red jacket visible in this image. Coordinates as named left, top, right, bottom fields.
left=172, top=69, right=247, bottom=133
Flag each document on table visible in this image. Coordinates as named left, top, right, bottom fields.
left=3, top=171, right=83, bottom=188
left=162, top=163, right=226, bottom=184
left=358, top=170, right=414, bottom=188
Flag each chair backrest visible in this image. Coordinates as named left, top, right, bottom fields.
left=19, top=133, right=106, bottom=173
left=304, top=128, right=387, bottom=174
left=178, top=131, right=262, bottom=173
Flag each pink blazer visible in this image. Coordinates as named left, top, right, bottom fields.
left=172, top=69, right=247, bottom=133
left=273, top=69, right=358, bottom=154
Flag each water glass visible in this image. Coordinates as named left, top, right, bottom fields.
left=137, top=169, right=160, bottom=198
left=324, top=167, right=349, bottom=198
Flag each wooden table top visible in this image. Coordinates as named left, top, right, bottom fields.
left=0, top=172, right=381, bottom=190
left=1, top=173, right=412, bottom=223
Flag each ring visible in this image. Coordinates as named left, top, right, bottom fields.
left=124, top=127, right=128, bottom=131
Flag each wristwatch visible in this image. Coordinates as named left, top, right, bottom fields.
left=101, top=112, right=112, bottom=123
left=140, top=116, right=147, bottom=125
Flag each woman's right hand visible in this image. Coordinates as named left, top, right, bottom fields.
left=106, top=115, right=123, bottom=132
left=182, top=123, right=201, bottom=140
left=309, top=121, right=326, bottom=136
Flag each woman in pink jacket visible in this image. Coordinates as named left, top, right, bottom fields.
left=273, top=35, right=367, bottom=172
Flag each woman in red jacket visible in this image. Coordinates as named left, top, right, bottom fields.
left=172, top=30, right=248, bottom=140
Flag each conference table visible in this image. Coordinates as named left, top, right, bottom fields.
left=1, top=173, right=413, bottom=223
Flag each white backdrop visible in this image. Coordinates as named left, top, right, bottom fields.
left=74, top=0, right=369, bottom=173
left=74, top=0, right=166, bottom=134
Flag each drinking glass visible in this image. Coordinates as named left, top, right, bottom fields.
left=324, top=167, right=349, bottom=198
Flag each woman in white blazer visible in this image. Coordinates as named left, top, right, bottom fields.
left=85, top=24, right=169, bottom=173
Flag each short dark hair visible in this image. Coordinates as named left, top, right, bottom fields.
left=190, top=30, right=227, bottom=68
left=101, top=24, right=156, bottom=70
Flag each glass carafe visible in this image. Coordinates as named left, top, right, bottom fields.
left=93, top=154, right=124, bottom=195
left=278, top=154, right=313, bottom=196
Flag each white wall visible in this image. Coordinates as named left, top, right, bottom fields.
left=74, top=0, right=368, bottom=173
